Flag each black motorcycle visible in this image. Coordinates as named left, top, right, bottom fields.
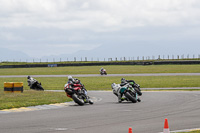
left=120, top=84, right=139, bottom=103
left=112, top=83, right=140, bottom=103
left=28, top=80, right=44, bottom=91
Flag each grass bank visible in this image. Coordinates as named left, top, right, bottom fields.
left=0, top=90, right=71, bottom=110
left=1, top=76, right=200, bottom=90
left=177, top=130, right=200, bottom=133
left=0, top=65, right=200, bottom=75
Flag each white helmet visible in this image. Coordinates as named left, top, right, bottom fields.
left=68, top=75, right=73, bottom=80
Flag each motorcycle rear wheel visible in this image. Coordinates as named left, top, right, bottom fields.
left=72, top=94, right=84, bottom=106
left=124, top=92, right=137, bottom=103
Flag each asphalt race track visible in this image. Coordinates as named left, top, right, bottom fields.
left=1, top=91, right=200, bottom=133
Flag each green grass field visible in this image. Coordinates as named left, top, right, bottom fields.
left=0, top=90, right=71, bottom=110
left=1, top=76, right=200, bottom=90
left=177, top=130, right=200, bottom=133
left=0, top=64, right=200, bottom=75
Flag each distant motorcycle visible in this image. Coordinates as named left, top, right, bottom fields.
left=64, top=83, right=93, bottom=106
left=112, top=83, right=140, bottom=103
left=27, top=78, right=44, bottom=91
left=100, top=69, right=107, bottom=75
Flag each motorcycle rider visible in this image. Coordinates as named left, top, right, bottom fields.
left=27, top=76, right=41, bottom=89
left=112, top=83, right=124, bottom=103
left=121, top=78, right=140, bottom=88
left=100, top=67, right=105, bottom=73
left=112, top=82, right=141, bottom=103
left=65, top=75, right=90, bottom=102
left=100, top=67, right=107, bottom=75
left=100, top=67, right=104, bottom=72
left=112, top=78, right=141, bottom=103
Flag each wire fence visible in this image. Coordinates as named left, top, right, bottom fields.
left=1, top=54, right=200, bottom=63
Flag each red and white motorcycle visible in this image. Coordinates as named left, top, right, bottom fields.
left=64, top=83, right=93, bottom=106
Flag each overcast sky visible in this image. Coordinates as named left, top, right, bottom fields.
left=0, top=0, right=200, bottom=61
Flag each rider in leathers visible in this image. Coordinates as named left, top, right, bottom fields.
left=65, top=76, right=90, bottom=102
left=121, top=78, right=140, bottom=87
left=112, top=78, right=140, bottom=103
left=27, top=76, right=39, bottom=89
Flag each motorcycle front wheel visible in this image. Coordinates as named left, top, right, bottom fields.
left=124, top=92, right=137, bottom=103
left=36, top=84, right=44, bottom=91
left=72, top=94, right=84, bottom=106
left=134, top=88, right=142, bottom=96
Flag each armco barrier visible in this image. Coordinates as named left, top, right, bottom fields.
left=154, top=60, right=200, bottom=65
left=4, top=82, right=23, bottom=93
left=0, top=62, right=153, bottom=68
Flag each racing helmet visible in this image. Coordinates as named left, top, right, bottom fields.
left=68, top=75, right=73, bottom=80
left=121, top=78, right=126, bottom=83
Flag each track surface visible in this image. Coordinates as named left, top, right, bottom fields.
left=1, top=73, right=200, bottom=78
left=1, top=91, right=200, bottom=133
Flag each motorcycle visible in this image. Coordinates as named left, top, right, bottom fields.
left=100, top=69, right=107, bottom=75
left=128, top=82, right=142, bottom=96
left=111, top=83, right=140, bottom=103
left=28, top=80, right=44, bottom=91
left=64, top=83, right=93, bottom=106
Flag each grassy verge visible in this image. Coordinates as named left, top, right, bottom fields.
left=0, top=65, right=200, bottom=75
left=0, top=90, right=71, bottom=110
left=1, top=76, right=200, bottom=90
left=177, top=130, right=200, bottom=133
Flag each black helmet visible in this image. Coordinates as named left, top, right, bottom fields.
left=27, top=76, right=30, bottom=79
left=121, top=78, right=126, bottom=83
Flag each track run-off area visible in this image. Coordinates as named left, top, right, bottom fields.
left=1, top=73, right=200, bottom=78
left=1, top=91, right=200, bottom=133
left=1, top=73, right=200, bottom=132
